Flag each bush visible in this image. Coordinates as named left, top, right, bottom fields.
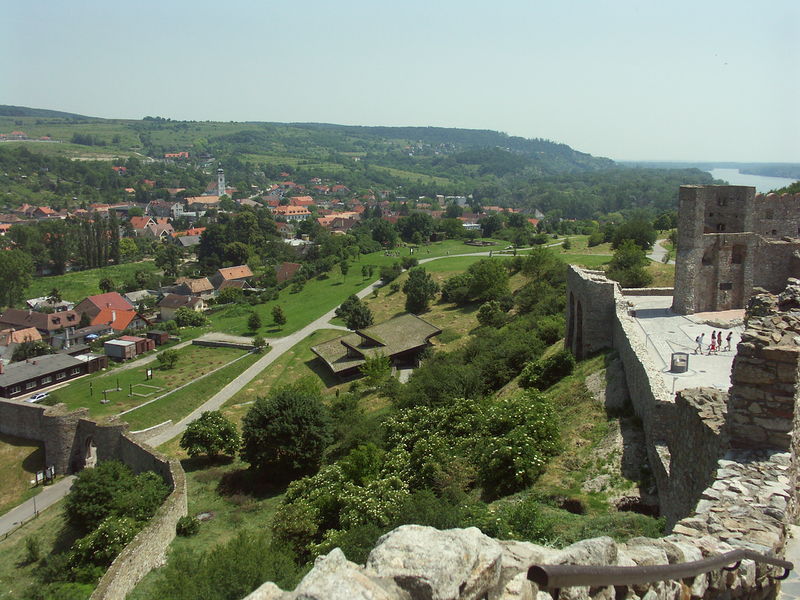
left=180, top=411, right=241, bottom=458
left=402, top=267, right=439, bottom=313
left=174, top=307, right=208, bottom=327
left=335, top=295, right=373, bottom=330
left=158, top=348, right=179, bottom=370
left=476, top=301, right=506, bottom=328
left=24, top=535, right=41, bottom=564
left=520, top=349, right=576, bottom=390
left=217, top=287, right=246, bottom=305
left=400, top=256, right=418, bottom=269
left=176, top=515, right=200, bottom=537
left=247, top=312, right=262, bottom=331
left=379, top=262, right=402, bottom=284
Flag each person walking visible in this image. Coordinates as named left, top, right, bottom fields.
left=694, top=333, right=704, bottom=354
left=707, top=336, right=717, bottom=355
left=725, top=331, right=733, bottom=352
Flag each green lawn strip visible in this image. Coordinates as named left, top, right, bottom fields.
left=127, top=458, right=286, bottom=600
left=0, top=434, right=45, bottom=517
left=26, top=261, right=161, bottom=303
left=121, top=352, right=261, bottom=431
left=209, top=240, right=503, bottom=338
left=50, top=346, right=246, bottom=419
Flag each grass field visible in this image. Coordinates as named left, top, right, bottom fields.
left=208, top=240, right=503, bottom=338
left=26, top=261, right=160, bottom=303
left=50, top=345, right=248, bottom=420
left=0, top=434, right=44, bottom=517
left=122, top=351, right=261, bottom=431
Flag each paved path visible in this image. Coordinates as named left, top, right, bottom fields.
left=647, top=239, right=675, bottom=265
left=0, top=476, right=75, bottom=538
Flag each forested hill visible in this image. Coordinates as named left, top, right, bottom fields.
left=0, top=105, right=93, bottom=120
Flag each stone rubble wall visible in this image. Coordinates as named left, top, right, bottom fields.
left=90, top=443, right=187, bottom=600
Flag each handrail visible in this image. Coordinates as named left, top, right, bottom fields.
left=528, top=549, right=793, bottom=590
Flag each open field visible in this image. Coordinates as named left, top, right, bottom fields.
left=26, top=261, right=160, bottom=303
left=50, top=345, right=248, bottom=419
left=122, top=350, right=261, bottom=431
left=0, top=434, right=44, bottom=517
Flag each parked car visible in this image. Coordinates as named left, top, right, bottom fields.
left=26, top=392, right=49, bottom=403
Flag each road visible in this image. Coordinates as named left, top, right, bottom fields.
left=0, top=476, right=75, bottom=538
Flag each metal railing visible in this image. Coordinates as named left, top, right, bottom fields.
left=528, top=549, right=792, bottom=592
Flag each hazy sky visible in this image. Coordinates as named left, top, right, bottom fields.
left=3, top=1, right=798, bottom=162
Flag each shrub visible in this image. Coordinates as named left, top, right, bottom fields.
left=477, top=301, right=506, bottom=328
left=24, top=535, right=41, bottom=564
left=272, top=305, right=287, bottom=325
left=519, top=349, right=576, bottom=390
left=180, top=411, right=241, bottom=458
left=400, top=256, right=418, bottom=269
left=176, top=515, right=200, bottom=537
left=158, top=348, right=179, bottom=370
left=379, top=262, right=402, bottom=284
left=402, top=267, right=439, bottom=313
left=335, top=295, right=373, bottom=330
left=247, top=312, right=262, bottom=332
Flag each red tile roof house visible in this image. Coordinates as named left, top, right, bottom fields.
left=0, top=309, right=81, bottom=344
left=144, top=222, right=175, bottom=240
left=174, top=277, right=215, bottom=299
left=289, top=196, right=315, bottom=207
left=74, top=293, right=148, bottom=331
left=209, top=265, right=254, bottom=289
left=129, top=216, right=156, bottom=235
left=272, top=205, right=312, bottom=222
left=275, top=262, right=302, bottom=284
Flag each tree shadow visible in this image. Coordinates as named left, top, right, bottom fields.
left=216, top=467, right=287, bottom=500
left=180, top=455, right=234, bottom=474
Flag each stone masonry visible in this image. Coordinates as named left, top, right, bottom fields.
left=673, top=185, right=800, bottom=315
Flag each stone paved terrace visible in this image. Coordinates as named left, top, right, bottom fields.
left=625, top=295, right=745, bottom=393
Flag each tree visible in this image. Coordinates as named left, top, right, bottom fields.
left=48, top=288, right=62, bottom=304
left=611, top=219, right=657, bottom=251
left=158, top=348, right=179, bottom=369
left=476, top=301, right=506, bottom=328
left=272, top=305, right=287, bottom=326
left=339, top=260, right=349, bottom=279
left=467, top=259, right=509, bottom=302
left=155, top=244, right=183, bottom=278
left=335, top=295, right=374, bottom=330
left=248, top=312, right=262, bottom=332
left=402, top=267, right=439, bottom=313
left=180, top=411, right=241, bottom=458
left=607, top=239, right=653, bottom=288
left=240, top=380, right=332, bottom=480
left=174, top=306, right=208, bottom=327
left=360, top=354, right=391, bottom=388
left=11, top=340, right=54, bottom=362
left=98, top=277, right=115, bottom=293
left=0, top=249, right=33, bottom=308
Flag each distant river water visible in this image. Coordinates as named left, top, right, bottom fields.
left=707, top=168, right=797, bottom=193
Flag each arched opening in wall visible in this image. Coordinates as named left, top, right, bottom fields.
left=84, top=437, right=97, bottom=469
left=575, top=299, right=584, bottom=360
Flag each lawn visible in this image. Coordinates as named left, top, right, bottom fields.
left=121, top=351, right=261, bottom=431
left=25, top=261, right=161, bottom=304
left=208, top=240, right=503, bottom=338
left=49, top=345, right=248, bottom=420
left=0, top=434, right=44, bottom=517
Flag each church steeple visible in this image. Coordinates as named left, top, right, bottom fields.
left=217, top=167, right=225, bottom=196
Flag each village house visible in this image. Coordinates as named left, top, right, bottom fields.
left=209, top=265, right=254, bottom=289
left=0, top=327, right=43, bottom=363
left=0, top=353, right=108, bottom=399
left=158, top=294, right=206, bottom=321
left=272, top=205, right=312, bottom=222
left=275, top=262, right=302, bottom=284
left=0, top=309, right=81, bottom=345
left=173, top=277, right=215, bottom=299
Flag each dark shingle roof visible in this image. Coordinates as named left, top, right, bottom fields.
left=0, top=354, right=83, bottom=387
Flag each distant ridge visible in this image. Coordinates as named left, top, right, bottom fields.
left=0, top=105, right=94, bottom=119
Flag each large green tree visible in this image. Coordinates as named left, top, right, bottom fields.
left=0, top=249, right=34, bottom=308
left=240, top=381, right=332, bottom=480
left=402, top=267, right=439, bottom=313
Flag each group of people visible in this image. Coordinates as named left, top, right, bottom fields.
left=694, top=330, right=733, bottom=354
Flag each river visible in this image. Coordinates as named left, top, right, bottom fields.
left=707, top=168, right=797, bottom=193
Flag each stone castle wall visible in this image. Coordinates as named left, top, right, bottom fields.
left=673, top=185, right=800, bottom=315
left=0, top=397, right=187, bottom=600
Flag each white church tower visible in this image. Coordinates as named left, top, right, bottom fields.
left=217, top=167, right=226, bottom=196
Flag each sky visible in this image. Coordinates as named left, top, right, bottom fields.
left=3, top=0, right=798, bottom=163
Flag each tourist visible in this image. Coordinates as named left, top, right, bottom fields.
left=725, top=331, right=733, bottom=352
left=694, top=333, right=704, bottom=354
left=707, top=336, right=717, bottom=355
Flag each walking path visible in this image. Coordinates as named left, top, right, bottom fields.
left=647, top=239, right=675, bottom=264
left=0, top=476, right=75, bottom=538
